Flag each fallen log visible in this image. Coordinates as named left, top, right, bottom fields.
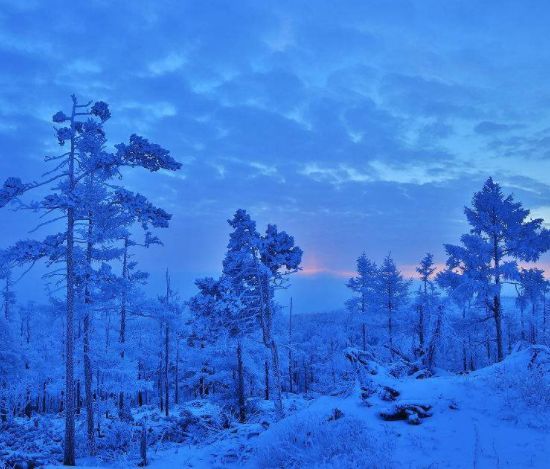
left=379, top=402, right=432, bottom=425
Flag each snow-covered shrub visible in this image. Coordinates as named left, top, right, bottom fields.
left=496, top=366, right=550, bottom=410
left=492, top=345, right=550, bottom=414
left=0, top=416, right=63, bottom=465
left=97, top=419, right=137, bottom=459
left=252, top=410, right=393, bottom=468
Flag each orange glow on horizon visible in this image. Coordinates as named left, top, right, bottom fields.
left=298, top=259, right=550, bottom=280
left=298, top=252, right=355, bottom=278
left=299, top=266, right=355, bottom=278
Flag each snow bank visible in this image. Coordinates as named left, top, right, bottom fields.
left=251, top=403, right=393, bottom=469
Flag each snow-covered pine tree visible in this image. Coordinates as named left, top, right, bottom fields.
left=414, top=253, right=438, bottom=361
left=346, top=253, right=377, bottom=350
left=449, top=178, right=550, bottom=361
left=516, top=268, right=549, bottom=344
left=221, top=210, right=302, bottom=419
left=375, top=254, right=410, bottom=359
left=0, top=96, right=111, bottom=465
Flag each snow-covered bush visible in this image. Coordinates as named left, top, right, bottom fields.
left=492, top=345, right=550, bottom=414
left=97, top=419, right=137, bottom=460
left=252, top=409, right=393, bottom=468
left=494, top=366, right=550, bottom=421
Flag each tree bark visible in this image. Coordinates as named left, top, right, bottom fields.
left=529, top=303, right=536, bottom=344
left=237, top=342, right=245, bottom=423
left=288, top=298, right=293, bottom=393
left=264, top=360, right=270, bottom=401
left=164, top=322, right=169, bottom=417
left=175, top=338, right=179, bottom=405
left=493, top=234, right=504, bottom=362
left=118, top=237, right=129, bottom=419
left=84, top=211, right=96, bottom=455
left=493, top=294, right=503, bottom=361
left=63, top=96, right=77, bottom=466
left=426, top=305, right=443, bottom=371
left=268, top=339, right=283, bottom=417
left=3, top=272, right=10, bottom=320
left=462, top=306, right=467, bottom=372
left=256, top=269, right=284, bottom=419
left=139, top=424, right=148, bottom=466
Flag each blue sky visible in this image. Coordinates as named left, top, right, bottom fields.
left=1, top=0, right=550, bottom=312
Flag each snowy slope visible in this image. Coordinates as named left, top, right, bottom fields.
left=39, top=346, right=549, bottom=468
left=248, top=345, right=550, bottom=468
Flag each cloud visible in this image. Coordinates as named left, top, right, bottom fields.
left=379, top=73, right=483, bottom=119
left=485, top=128, right=550, bottom=160
left=474, top=121, right=521, bottom=135
left=64, top=59, right=102, bottom=74
left=1, top=1, right=550, bottom=310
left=148, top=52, right=187, bottom=76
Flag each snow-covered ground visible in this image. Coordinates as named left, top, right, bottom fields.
left=146, top=346, right=550, bottom=468
left=8, top=346, right=548, bottom=468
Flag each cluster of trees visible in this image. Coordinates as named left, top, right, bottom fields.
left=0, top=96, right=181, bottom=464
left=188, top=209, right=302, bottom=421
left=345, top=178, right=550, bottom=372
left=0, top=95, right=306, bottom=465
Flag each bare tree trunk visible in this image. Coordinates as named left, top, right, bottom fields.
left=418, top=305, right=425, bottom=351
left=3, top=272, right=11, bottom=320
left=42, top=382, right=47, bottom=413
left=120, top=236, right=128, bottom=354
left=83, top=211, right=96, bottom=455
left=288, top=298, right=293, bottom=393
left=256, top=269, right=284, bottom=419
left=139, top=424, right=148, bottom=466
left=164, top=270, right=170, bottom=417
left=461, top=306, right=468, bottom=372
left=493, top=294, right=503, bottom=361
left=426, top=305, right=443, bottom=371
left=268, top=340, right=283, bottom=417
left=303, top=359, right=308, bottom=394
left=388, top=301, right=394, bottom=359
left=530, top=303, right=537, bottom=344
left=63, top=96, right=77, bottom=466
left=76, top=381, right=81, bottom=415
left=520, top=303, right=526, bottom=341
left=158, top=323, right=164, bottom=413
left=164, top=322, right=169, bottom=417
left=493, top=236, right=504, bottom=362
left=118, top=237, right=129, bottom=419
left=264, top=360, right=270, bottom=400
left=543, top=293, right=547, bottom=344
left=174, top=338, right=179, bottom=405
left=237, top=342, right=245, bottom=423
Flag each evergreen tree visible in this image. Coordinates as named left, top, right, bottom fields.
left=517, top=268, right=549, bottom=344
left=221, top=209, right=302, bottom=419
left=447, top=178, right=550, bottom=361
left=414, top=253, right=437, bottom=357
left=346, top=253, right=377, bottom=349
left=376, top=254, right=410, bottom=358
